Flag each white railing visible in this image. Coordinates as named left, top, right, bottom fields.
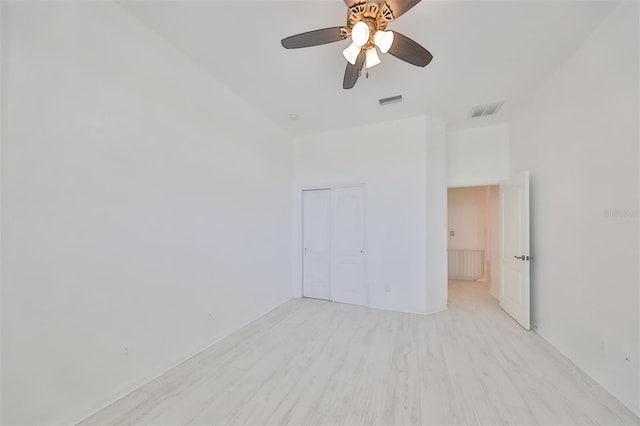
left=447, top=249, right=485, bottom=280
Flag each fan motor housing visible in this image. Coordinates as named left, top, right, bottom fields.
left=346, top=1, right=395, bottom=48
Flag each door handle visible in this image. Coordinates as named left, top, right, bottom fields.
left=514, top=255, right=526, bottom=260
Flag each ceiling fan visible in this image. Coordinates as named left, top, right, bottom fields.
left=281, top=0, right=433, bottom=90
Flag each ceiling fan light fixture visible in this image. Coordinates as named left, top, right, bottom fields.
left=365, top=47, right=381, bottom=69
left=343, top=42, right=361, bottom=65
left=280, top=0, right=433, bottom=90
left=374, top=30, right=394, bottom=54
left=351, top=21, right=370, bottom=47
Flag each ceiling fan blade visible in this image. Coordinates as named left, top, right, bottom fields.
left=385, top=0, right=421, bottom=19
left=281, top=27, right=346, bottom=49
left=343, top=50, right=366, bottom=90
left=387, top=31, right=433, bottom=67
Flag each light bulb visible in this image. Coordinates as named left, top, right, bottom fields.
left=351, top=21, right=370, bottom=47
left=365, top=47, right=381, bottom=68
left=374, top=30, right=394, bottom=54
left=343, top=42, right=361, bottom=65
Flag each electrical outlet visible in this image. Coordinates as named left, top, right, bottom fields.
left=384, top=284, right=391, bottom=293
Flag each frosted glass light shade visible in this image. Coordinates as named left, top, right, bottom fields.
left=374, top=30, right=394, bottom=53
left=343, top=42, right=361, bottom=65
left=365, top=47, right=381, bottom=68
left=351, top=21, right=370, bottom=47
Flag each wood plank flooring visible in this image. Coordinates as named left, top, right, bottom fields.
left=80, top=281, right=640, bottom=425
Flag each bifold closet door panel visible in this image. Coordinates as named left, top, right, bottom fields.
left=302, top=189, right=331, bottom=300
left=330, top=187, right=366, bottom=306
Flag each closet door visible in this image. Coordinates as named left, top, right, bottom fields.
left=330, top=187, right=366, bottom=305
left=302, top=189, right=331, bottom=300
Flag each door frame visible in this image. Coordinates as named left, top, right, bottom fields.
left=446, top=175, right=532, bottom=330
left=294, top=182, right=367, bottom=304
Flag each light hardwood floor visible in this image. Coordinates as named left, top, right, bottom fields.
left=80, top=281, right=640, bottom=425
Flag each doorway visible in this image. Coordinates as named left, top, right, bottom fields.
left=302, top=186, right=366, bottom=306
left=447, top=177, right=531, bottom=330
left=447, top=185, right=500, bottom=299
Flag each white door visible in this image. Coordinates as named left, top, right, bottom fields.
left=499, top=171, right=531, bottom=330
left=330, top=187, right=366, bottom=305
left=302, top=189, right=331, bottom=300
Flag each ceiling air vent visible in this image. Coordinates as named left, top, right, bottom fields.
left=379, top=95, right=403, bottom=106
left=469, top=101, right=504, bottom=118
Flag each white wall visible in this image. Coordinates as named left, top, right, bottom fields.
left=0, top=3, right=4, bottom=423
left=425, top=117, right=448, bottom=313
left=447, top=123, right=510, bottom=187
left=293, top=116, right=448, bottom=315
left=510, top=2, right=639, bottom=414
left=1, top=2, right=292, bottom=425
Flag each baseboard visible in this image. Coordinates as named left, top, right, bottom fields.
left=367, top=303, right=428, bottom=315
left=365, top=303, right=448, bottom=316
left=425, top=305, right=448, bottom=315
left=72, top=295, right=292, bottom=425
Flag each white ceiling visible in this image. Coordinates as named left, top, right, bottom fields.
left=120, top=0, right=618, bottom=136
